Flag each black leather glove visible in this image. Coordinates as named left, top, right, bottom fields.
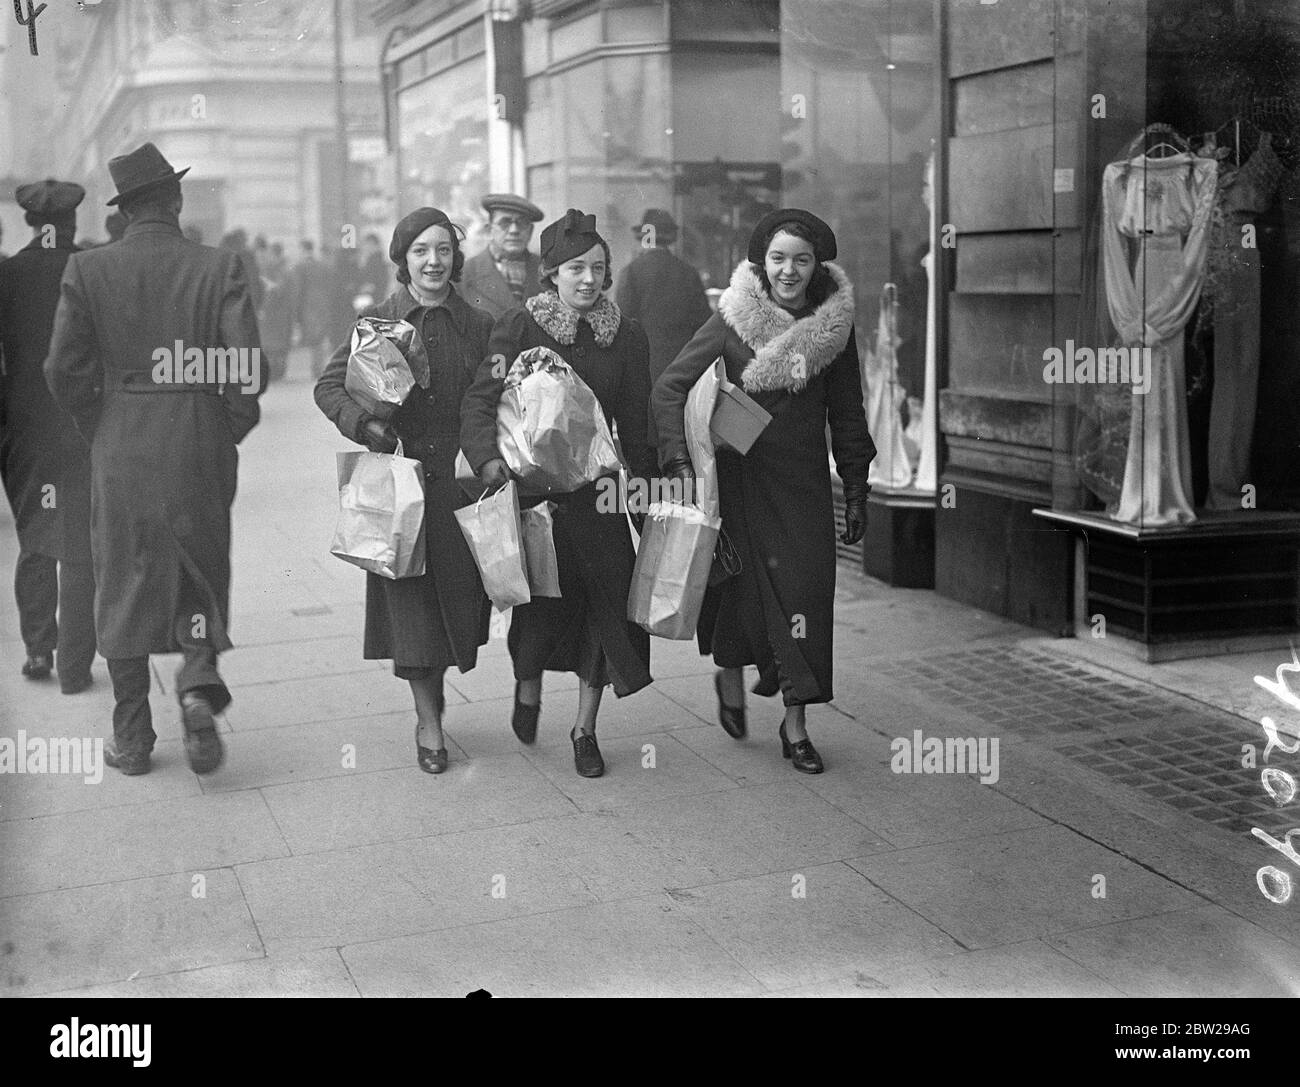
left=361, top=417, right=398, bottom=454
left=840, top=482, right=869, bottom=545
left=661, top=454, right=696, bottom=504
left=479, top=457, right=511, bottom=491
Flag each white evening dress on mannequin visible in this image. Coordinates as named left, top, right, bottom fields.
left=1102, top=150, right=1217, bottom=526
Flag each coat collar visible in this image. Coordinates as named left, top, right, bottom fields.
left=384, top=283, right=476, bottom=337
left=122, top=212, right=183, bottom=239
left=525, top=289, right=621, bottom=347
left=719, top=260, right=855, bottom=393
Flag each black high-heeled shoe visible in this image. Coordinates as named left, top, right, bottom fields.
left=714, top=671, right=747, bottom=739
left=570, top=726, right=604, bottom=778
left=417, top=684, right=448, bottom=774
left=512, top=680, right=540, bottom=744
left=779, top=721, right=824, bottom=774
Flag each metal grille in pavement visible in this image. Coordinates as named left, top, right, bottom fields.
left=875, top=646, right=1294, bottom=835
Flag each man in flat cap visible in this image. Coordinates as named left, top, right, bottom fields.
left=0, top=179, right=97, bottom=693
left=615, top=209, right=713, bottom=447
left=45, top=142, right=263, bottom=777
left=460, top=193, right=545, bottom=319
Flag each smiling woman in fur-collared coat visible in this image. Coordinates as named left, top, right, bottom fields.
left=651, top=209, right=876, bottom=774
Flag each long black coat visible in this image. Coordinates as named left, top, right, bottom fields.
left=0, top=236, right=92, bottom=563
left=652, top=263, right=874, bottom=705
left=460, top=295, right=655, bottom=696
left=44, top=212, right=262, bottom=658
left=314, top=286, right=493, bottom=673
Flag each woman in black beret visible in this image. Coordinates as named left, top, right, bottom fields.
left=315, top=208, right=494, bottom=774
left=651, top=209, right=875, bottom=773
left=460, top=208, right=655, bottom=778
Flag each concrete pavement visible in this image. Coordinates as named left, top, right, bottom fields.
left=2, top=352, right=1298, bottom=997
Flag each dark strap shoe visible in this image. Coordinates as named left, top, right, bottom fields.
left=181, top=694, right=224, bottom=774
left=511, top=682, right=540, bottom=744
left=416, top=720, right=449, bottom=774
left=570, top=727, right=604, bottom=778
left=22, top=653, right=53, bottom=680
left=714, top=671, right=747, bottom=739
left=104, top=738, right=151, bottom=776
left=779, top=722, right=824, bottom=774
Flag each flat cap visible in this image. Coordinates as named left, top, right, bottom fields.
left=481, top=193, right=544, bottom=222
left=16, top=179, right=86, bottom=219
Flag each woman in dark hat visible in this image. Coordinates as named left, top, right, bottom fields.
left=315, top=207, right=494, bottom=774
left=460, top=208, right=655, bottom=778
left=651, top=209, right=875, bottom=773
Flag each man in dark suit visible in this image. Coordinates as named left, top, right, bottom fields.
left=614, top=209, right=713, bottom=446
left=0, top=179, right=97, bottom=692
left=460, top=193, right=544, bottom=319
left=45, top=142, right=263, bottom=777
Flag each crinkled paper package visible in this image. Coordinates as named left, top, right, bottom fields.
left=344, top=317, right=423, bottom=420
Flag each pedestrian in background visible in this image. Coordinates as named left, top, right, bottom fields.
left=460, top=193, right=544, bottom=319
left=652, top=209, right=874, bottom=774
left=259, top=241, right=294, bottom=383
left=44, top=142, right=263, bottom=777
left=0, top=179, right=97, bottom=693
left=460, top=208, right=654, bottom=778
left=103, top=211, right=126, bottom=244
left=615, top=208, right=712, bottom=446
left=358, top=231, right=389, bottom=304
left=315, top=208, right=493, bottom=774
left=293, top=239, right=335, bottom=379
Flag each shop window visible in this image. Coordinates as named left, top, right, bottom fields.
left=550, top=10, right=602, bottom=62
left=456, top=18, right=486, bottom=61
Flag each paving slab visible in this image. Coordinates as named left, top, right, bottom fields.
left=0, top=869, right=262, bottom=996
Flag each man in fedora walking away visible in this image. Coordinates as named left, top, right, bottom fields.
left=460, top=193, right=545, bottom=319
left=45, top=142, right=263, bottom=776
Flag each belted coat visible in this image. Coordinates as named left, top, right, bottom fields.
left=43, top=212, right=262, bottom=658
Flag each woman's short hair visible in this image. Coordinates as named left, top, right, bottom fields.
left=753, top=218, right=834, bottom=306
left=394, top=222, right=465, bottom=286
left=540, top=238, right=614, bottom=292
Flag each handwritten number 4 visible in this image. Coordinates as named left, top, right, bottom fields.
left=13, top=0, right=48, bottom=56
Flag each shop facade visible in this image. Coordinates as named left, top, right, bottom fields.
left=934, top=0, right=1300, bottom=656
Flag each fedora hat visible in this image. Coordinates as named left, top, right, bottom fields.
left=106, top=142, right=190, bottom=207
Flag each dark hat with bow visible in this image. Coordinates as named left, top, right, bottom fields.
left=16, top=179, right=85, bottom=222
left=106, top=142, right=190, bottom=206
left=747, top=208, right=837, bottom=264
left=539, top=208, right=607, bottom=269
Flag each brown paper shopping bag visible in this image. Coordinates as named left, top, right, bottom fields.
left=453, top=480, right=531, bottom=610
left=628, top=501, right=720, bottom=640
left=330, top=441, right=427, bottom=579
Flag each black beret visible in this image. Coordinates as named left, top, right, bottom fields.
left=16, top=179, right=85, bottom=220
left=389, top=207, right=462, bottom=265
left=747, top=208, right=837, bottom=264
left=481, top=193, right=544, bottom=222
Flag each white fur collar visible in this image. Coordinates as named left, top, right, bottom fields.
left=526, top=290, right=622, bottom=348
left=718, top=261, right=855, bottom=393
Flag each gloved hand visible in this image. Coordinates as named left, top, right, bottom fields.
left=661, top=455, right=696, bottom=504
left=840, top=482, right=869, bottom=545
left=361, top=417, right=398, bottom=454
left=630, top=509, right=647, bottom=535
left=479, top=457, right=511, bottom=491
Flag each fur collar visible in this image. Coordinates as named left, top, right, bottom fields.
left=526, top=290, right=622, bottom=348
left=718, top=261, right=855, bottom=393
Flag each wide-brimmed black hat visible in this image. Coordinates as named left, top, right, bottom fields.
left=16, top=179, right=85, bottom=220
left=481, top=193, right=544, bottom=222
left=747, top=208, right=837, bottom=264
left=106, top=142, right=190, bottom=206
left=631, top=208, right=678, bottom=243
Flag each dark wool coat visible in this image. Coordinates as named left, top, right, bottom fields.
left=459, top=249, right=543, bottom=321
left=43, top=213, right=262, bottom=658
left=460, top=293, right=655, bottom=696
left=614, top=246, right=713, bottom=405
left=315, top=286, right=493, bottom=673
left=0, top=236, right=92, bottom=563
left=652, top=261, right=875, bottom=705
